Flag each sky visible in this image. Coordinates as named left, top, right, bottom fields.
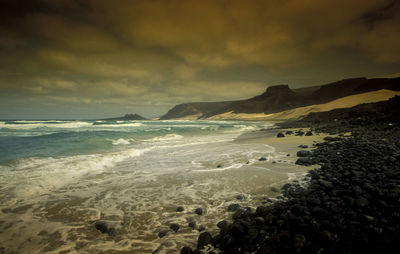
left=0, top=0, right=400, bottom=119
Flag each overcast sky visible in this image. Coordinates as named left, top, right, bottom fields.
left=1, top=0, right=399, bottom=119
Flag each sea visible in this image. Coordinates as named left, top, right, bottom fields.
left=0, top=120, right=306, bottom=253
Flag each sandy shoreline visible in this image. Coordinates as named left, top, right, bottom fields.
left=236, top=128, right=329, bottom=154
left=184, top=96, right=400, bottom=254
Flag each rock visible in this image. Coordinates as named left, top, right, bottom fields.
left=294, top=234, right=306, bottom=252
left=236, top=194, right=245, bottom=200
left=227, top=203, right=241, bottom=212
left=295, top=157, right=313, bottom=166
left=256, top=206, right=269, bottom=216
left=323, top=136, right=337, bottom=142
left=243, top=206, right=256, bottom=216
left=312, top=206, right=325, bottom=217
left=158, top=230, right=169, bottom=238
left=229, top=222, right=246, bottom=237
left=170, top=223, right=180, bottom=232
left=318, top=230, right=332, bottom=243
left=277, top=132, right=285, bottom=138
left=188, top=221, right=197, bottom=229
left=258, top=244, right=276, bottom=254
left=194, top=207, right=203, bottom=215
left=180, top=246, right=193, bottom=254
left=198, top=225, right=205, bottom=232
left=176, top=206, right=184, bottom=212
left=297, top=150, right=312, bottom=157
left=319, top=179, right=333, bottom=189
left=232, top=209, right=247, bottom=220
left=270, top=186, right=279, bottom=193
left=355, top=197, right=369, bottom=207
left=290, top=204, right=303, bottom=216
left=287, top=153, right=291, bottom=156
left=94, top=221, right=116, bottom=236
left=221, top=234, right=233, bottom=248
left=259, top=157, right=267, bottom=161
left=286, top=130, right=293, bottom=135
left=197, top=232, right=212, bottom=249
left=305, top=131, right=313, bottom=136
left=255, top=216, right=265, bottom=225
left=298, top=144, right=308, bottom=148
left=217, top=220, right=229, bottom=231
left=296, top=131, right=305, bottom=136
left=353, top=185, right=363, bottom=194
left=307, top=197, right=321, bottom=205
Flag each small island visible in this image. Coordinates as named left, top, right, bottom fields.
left=101, top=114, right=147, bottom=121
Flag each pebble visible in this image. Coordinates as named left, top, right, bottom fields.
left=158, top=230, right=169, bottom=238
left=194, top=208, right=203, bottom=215
left=170, top=223, right=180, bottom=232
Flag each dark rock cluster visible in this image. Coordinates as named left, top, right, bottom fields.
left=181, top=97, right=400, bottom=253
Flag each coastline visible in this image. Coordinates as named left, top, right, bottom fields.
left=183, top=98, right=400, bottom=253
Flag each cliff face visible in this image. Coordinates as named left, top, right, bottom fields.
left=159, top=77, right=400, bottom=120
left=159, top=101, right=233, bottom=120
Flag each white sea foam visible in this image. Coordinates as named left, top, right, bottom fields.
left=145, top=133, right=184, bottom=142
left=0, top=121, right=92, bottom=129
left=94, top=122, right=143, bottom=127
left=0, top=121, right=145, bottom=130
left=112, top=138, right=131, bottom=145
left=222, top=124, right=261, bottom=133
left=0, top=146, right=152, bottom=199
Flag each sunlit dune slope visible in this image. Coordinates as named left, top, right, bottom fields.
left=207, top=89, right=400, bottom=121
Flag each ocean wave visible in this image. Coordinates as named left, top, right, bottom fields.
left=0, top=146, right=153, bottom=198
left=0, top=121, right=92, bottom=129
left=0, top=121, right=145, bottom=131
left=144, top=133, right=184, bottom=142
left=92, top=122, right=143, bottom=127
left=112, top=138, right=133, bottom=145
left=221, top=124, right=260, bottom=133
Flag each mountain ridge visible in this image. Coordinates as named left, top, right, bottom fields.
left=160, top=77, right=400, bottom=120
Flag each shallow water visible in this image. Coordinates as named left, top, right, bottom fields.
left=0, top=120, right=308, bottom=253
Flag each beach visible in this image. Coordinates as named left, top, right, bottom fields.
left=184, top=96, right=400, bottom=254
left=1, top=105, right=399, bottom=254
left=0, top=120, right=327, bottom=254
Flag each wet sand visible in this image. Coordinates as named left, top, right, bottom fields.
left=235, top=128, right=330, bottom=158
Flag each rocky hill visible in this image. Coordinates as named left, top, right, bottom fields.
left=101, top=114, right=147, bottom=120
left=160, top=77, right=400, bottom=120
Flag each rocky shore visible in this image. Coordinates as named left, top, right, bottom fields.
left=181, top=97, right=400, bottom=253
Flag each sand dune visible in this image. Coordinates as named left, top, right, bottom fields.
left=207, top=89, right=400, bottom=121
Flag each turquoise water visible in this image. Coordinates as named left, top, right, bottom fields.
left=0, top=120, right=263, bottom=163
left=0, top=120, right=303, bottom=253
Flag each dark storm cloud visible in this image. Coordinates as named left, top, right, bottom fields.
left=0, top=0, right=399, bottom=118
left=361, top=0, right=399, bottom=29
